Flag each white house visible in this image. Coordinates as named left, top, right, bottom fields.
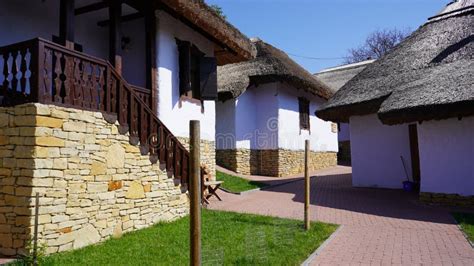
left=0, top=0, right=254, bottom=256
left=315, top=60, right=374, bottom=163
left=216, top=39, right=338, bottom=177
left=0, top=0, right=255, bottom=178
left=316, top=0, right=474, bottom=205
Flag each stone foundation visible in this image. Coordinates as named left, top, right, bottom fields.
left=0, top=104, right=190, bottom=256
left=419, top=192, right=474, bottom=207
left=216, top=149, right=337, bottom=177
left=177, top=137, right=215, bottom=180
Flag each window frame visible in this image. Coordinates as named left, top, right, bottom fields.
left=177, top=39, right=205, bottom=101
left=298, top=97, right=310, bottom=131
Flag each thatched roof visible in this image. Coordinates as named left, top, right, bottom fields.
left=314, top=60, right=375, bottom=94
left=157, top=0, right=255, bottom=65
left=217, top=39, right=333, bottom=101
left=316, top=0, right=474, bottom=125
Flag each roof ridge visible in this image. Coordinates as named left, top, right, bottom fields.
left=316, top=60, right=376, bottom=74
left=427, top=0, right=474, bottom=22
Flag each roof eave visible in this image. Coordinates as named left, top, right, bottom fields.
left=315, top=96, right=388, bottom=123
left=378, top=101, right=474, bottom=125
left=158, top=0, right=255, bottom=65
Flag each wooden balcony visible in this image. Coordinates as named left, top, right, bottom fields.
left=0, top=38, right=190, bottom=186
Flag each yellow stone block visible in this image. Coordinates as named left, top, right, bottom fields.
left=13, top=115, right=36, bottom=126
left=0, top=135, right=9, bottom=145
left=51, top=109, right=69, bottom=119
left=125, top=144, right=140, bottom=153
left=63, top=121, right=86, bottom=132
left=91, top=161, right=107, bottom=175
left=143, top=184, right=152, bottom=193
left=125, top=181, right=145, bottom=199
left=0, top=113, right=9, bottom=127
left=35, top=116, right=63, bottom=128
left=35, top=137, right=65, bottom=147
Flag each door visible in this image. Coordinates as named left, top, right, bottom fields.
left=408, top=124, right=420, bottom=184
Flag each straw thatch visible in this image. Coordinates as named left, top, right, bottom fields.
left=158, top=0, right=256, bottom=65
left=316, top=1, right=474, bottom=125
left=314, top=60, right=375, bottom=94
left=217, top=39, right=332, bottom=101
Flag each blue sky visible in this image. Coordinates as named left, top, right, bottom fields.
left=206, top=0, right=449, bottom=73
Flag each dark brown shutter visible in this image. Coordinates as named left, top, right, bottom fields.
left=177, top=40, right=191, bottom=95
left=299, top=97, right=310, bottom=130
left=200, top=57, right=217, bottom=100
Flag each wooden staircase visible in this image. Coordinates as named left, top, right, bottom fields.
left=0, top=38, right=190, bottom=186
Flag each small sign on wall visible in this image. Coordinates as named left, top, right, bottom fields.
left=331, top=123, right=338, bottom=133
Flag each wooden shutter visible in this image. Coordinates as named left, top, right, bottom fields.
left=299, top=97, right=310, bottom=130
left=177, top=40, right=191, bottom=95
left=200, top=57, right=218, bottom=100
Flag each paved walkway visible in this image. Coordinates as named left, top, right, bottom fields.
left=0, top=258, right=14, bottom=265
left=209, top=166, right=474, bottom=265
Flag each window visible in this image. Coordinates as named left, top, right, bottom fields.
left=299, top=97, right=310, bottom=130
left=177, top=40, right=217, bottom=101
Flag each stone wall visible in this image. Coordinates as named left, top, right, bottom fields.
left=419, top=192, right=474, bottom=207
left=0, top=104, right=189, bottom=256
left=216, top=149, right=259, bottom=176
left=177, top=137, right=215, bottom=180
left=216, top=149, right=337, bottom=177
left=278, top=150, right=337, bottom=177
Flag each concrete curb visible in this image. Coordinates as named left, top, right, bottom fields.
left=301, top=225, right=344, bottom=266
left=219, top=177, right=307, bottom=195
left=219, top=187, right=261, bottom=195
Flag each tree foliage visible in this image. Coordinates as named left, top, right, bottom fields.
left=345, top=28, right=411, bottom=64
left=209, top=4, right=227, bottom=20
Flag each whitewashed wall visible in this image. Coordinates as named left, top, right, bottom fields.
left=418, top=116, right=474, bottom=196
left=215, top=82, right=338, bottom=152
left=277, top=83, right=338, bottom=152
left=350, top=114, right=412, bottom=189
left=234, top=88, right=258, bottom=149
left=253, top=83, right=279, bottom=149
left=216, top=99, right=236, bottom=149
left=156, top=11, right=215, bottom=141
left=338, top=123, right=350, bottom=142
left=217, top=84, right=278, bottom=150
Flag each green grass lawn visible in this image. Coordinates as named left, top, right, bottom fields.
left=453, top=212, right=474, bottom=243
left=37, top=210, right=337, bottom=266
left=216, top=171, right=266, bottom=193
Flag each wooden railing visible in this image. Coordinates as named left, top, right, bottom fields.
left=131, top=85, right=152, bottom=108
left=0, top=38, right=190, bottom=185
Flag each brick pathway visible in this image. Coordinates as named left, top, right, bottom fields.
left=0, top=258, right=14, bottom=265
left=209, top=166, right=474, bottom=265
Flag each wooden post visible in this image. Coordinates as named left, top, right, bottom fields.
left=189, top=120, right=201, bottom=266
left=304, top=140, right=310, bottom=230
left=109, top=1, right=122, bottom=73
left=145, top=9, right=158, bottom=112
left=33, top=193, right=40, bottom=266
left=59, top=0, right=75, bottom=48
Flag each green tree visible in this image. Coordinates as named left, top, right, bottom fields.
left=209, top=4, right=226, bottom=20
